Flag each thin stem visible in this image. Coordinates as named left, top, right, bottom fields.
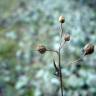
left=59, top=41, right=66, bottom=50
left=58, top=23, right=64, bottom=96
left=32, top=49, right=59, bottom=54
left=66, top=58, right=82, bottom=67
left=58, top=48, right=63, bottom=96
left=59, top=23, right=63, bottom=50
left=31, top=50, right=38, bottom=51
left=60, top=23, right=63, bottom=38
left=47, top=49, right=59, bottom=54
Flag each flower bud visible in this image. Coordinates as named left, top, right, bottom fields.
left=83, top=43, right=94, bottom=55
left=59, top=16, right=65, bottom=23
left=37, top=45, right=46, bottom=54
left=64, top=34, right=70, bottom=41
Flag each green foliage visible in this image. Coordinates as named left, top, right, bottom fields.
left=0, top=39, right=17, bottom=58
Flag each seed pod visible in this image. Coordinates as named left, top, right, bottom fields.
left=83, top=43, right=94, bottom=55
left=59, top=16, right=65, bottom=23
left=37, top=45, right=46, bottom=54
left=64, top=34, right=70, bottom=41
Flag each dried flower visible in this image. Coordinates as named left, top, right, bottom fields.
left=37, top=45, right=46, bottom=54
left=83, top=43, right=94, bottom=55
left=64, top=34, right=70, bottom=41
left=59, top=16, right=65, bottom=23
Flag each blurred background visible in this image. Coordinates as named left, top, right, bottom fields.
left=0, top=0, right=96, bottom=96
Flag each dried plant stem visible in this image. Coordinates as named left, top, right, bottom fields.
left=58, top=48, right=63, bottom=96
left=59, top=41, right=66, bottom=50
left=60, top=23, right=63, bottom=39
left=58, top=23, right=64, bottom=96
left=47, top=49, right=58, bottom=54
left=36, top=16, right=94, bottom=96
left=67, top=58, right=82, bottom=66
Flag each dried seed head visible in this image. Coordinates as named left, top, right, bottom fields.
left=37, top=45, right=46, bottom=54
left=64, top=34, right=70, bottom=41
left=83, top=43, right=94, bottom=55
left=59, top=16, right=65, bottom=23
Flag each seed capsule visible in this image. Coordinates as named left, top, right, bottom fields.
left=64, top=34, right=70, bottom=41
left=59, top=16, right=65, bottom=23
left=37, top=45, right=46, bottom=54
left=83, top=43, right=94, bottom=55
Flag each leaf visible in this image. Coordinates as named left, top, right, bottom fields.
left=53, top=59, right=59, bottom=72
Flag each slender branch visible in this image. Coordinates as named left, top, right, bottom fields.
left=31, top=49, right=38, bottom=51
left=59, top=23, right=64, bottom=50
left=47, top=49, right=59, bottom=54
left=66, top=58, right=83, bottom=67
left=32, top=49, right=59, bottom=54
left=59, top=41, right=66, bottom=50
left=60, top=23, right=63, bottom=38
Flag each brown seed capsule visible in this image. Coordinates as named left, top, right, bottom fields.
left=37, top=45, right=46, bottom=54
left=64, top=34, right=70, bottom=41
left=83, top=43, right=94, bottom=55
left=59, top=16, right=65, bottom=23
